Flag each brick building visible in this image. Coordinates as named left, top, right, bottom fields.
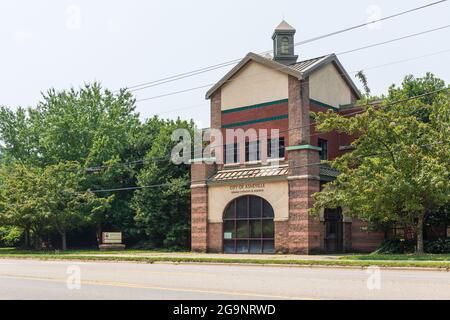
left=191, top=21, right=384, bottom=254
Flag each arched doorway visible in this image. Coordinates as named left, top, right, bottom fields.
left=223, top=195, right=275, bottom=254
left=324, top=208, right=344, bottom=253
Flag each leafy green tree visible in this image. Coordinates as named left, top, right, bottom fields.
left=311, top=75, right=449, bottom=253
left=0, top=162, right=112, bottom=250
left=132, top=118, right=194, bottom=249
left=0, top=163, right=48, bottom=248
left=0, top=83, right=142, bottom=245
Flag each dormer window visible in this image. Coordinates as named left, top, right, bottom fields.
left=281, top=37, right=289, bottom=55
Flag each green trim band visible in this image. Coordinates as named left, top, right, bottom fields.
left=222, top=114, right=288, bottom=128
left=222, top=99, right=288, bottom=114
left=310, top=99, right=338, bottom=111
left=286, top=145, right=322, bottom=152
left=189, top=157, right=217, bottom=164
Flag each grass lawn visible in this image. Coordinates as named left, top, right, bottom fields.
left=340, top=253, right=450, bottom=261
left=0, top=248, right=449, bottom=269
left=0, top=248, right=188, bottom=255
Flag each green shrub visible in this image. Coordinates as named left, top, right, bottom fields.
left=424, top=239, right=450, bottom=253
left=0, top=227, right=23, bottom=247
left=375, top=238, right=416, bottom=254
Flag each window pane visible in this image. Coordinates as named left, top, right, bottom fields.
left=250, top=220, right=262, bottom=238
left=224, top=221, right=235, bottom=238
left=249, top=240, right=262, bottom=254
left=262, top=220, right=274, bottom=238
left=224, top=202, right=235, bottom=219
left=263, top=240, right=275, bottom=253
left=236, top=220, right=249, bottom=238
left=263, top=201, right=274, bottom=218
left=236, top=240, right=248, bottom=253
left=236, top=197, right=248, bottom=218
left=224, top=240, right=235, bottom=253
left=249, top=197, right=262, bottom=218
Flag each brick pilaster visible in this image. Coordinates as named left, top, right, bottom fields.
left=286, top=76, right=321, bottom=254
left=191, top=162, right=216, bottom=252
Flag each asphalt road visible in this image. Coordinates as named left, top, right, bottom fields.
left=0, top=259, right=448, bottom=300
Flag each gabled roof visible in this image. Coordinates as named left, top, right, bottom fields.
left=205, top=53, right=362, bottom=99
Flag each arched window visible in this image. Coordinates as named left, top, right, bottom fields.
left=280, top=37, right=290, bottom=55
left=223, top=195, right=275, bottom=254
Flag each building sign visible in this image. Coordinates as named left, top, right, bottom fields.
left=102, top=232, right=122, bottom=244
left=230, top=183, right=265, bottom=194
left=224, top=232, right=233, bottom=240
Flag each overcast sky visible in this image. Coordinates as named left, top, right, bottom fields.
left=0, top=0, right=449, bottom=127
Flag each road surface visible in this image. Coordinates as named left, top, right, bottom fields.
left=0, top=259, right=448, bottom=300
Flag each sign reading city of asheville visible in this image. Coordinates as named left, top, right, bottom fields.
left=102, top=232, right=122, bottom=244
left=229, top=183, right=265, bottom=194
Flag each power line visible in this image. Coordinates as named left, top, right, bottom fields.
left=336, top=25, right=450, bottom=55
left=87, top=140, right=445, bottom=194
left=135, top=24, right=450, bottom=103
left=122, top=0, right=448, bottom=93
left=84, top=88, right=449, bottom=178
left=141, top=47, right=450, bottom=115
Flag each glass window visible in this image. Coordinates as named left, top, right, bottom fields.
left=268, top=137, right=285, bottom=159
left=249, top=197, right=262, bottom=218
left=224, top=143, right=239, bottom=164
left=318, top=139, right=328, bottom=161
left=263, top=201, right=274, bottom=218
left=245, top=140, right=260, bottom=162
left=223, top=196, right=275, bottom=254
left=236, top=197, right=248, bottom=219
left=250, top=220, right=262, bottom=238
left=281, top=37, right=290, bottom=55
left=249, top=241, right=262, bottom=254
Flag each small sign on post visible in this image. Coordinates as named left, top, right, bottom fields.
left=102, top=232, right=122, bottom=244
left=99, top=232, right=125, bottom=251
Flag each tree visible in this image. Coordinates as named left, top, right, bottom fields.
left=311, top=74, right=449, bottom=253
left=40, top=162, right=113, bottom=250
left=0, top=83, right=142, bottom=246
left=0, top=162, right=112, bottom=250
left=132, top=118, right=194, bottom=249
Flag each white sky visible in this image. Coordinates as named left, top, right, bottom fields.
left=0, top=0, right=449, bottom=127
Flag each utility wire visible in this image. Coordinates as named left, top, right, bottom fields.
left=122, top=0, right=448, bottom=93
left=135, top=24, right=450, bottom=103
left=87, top=87, right=449, bottom=172
left=142, top=47, right=450, bottom=115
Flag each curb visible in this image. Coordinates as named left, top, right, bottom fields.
left=0, top=256, right=449, bottom=272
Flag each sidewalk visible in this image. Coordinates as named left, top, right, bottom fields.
left=80, top=252, right=345, bottom=261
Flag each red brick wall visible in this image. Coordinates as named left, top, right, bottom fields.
left=351, top=219, right=384, bottom=253
left=191, top=186, right=208, bottom=252
left=211, top=90, right=222, bottom=129
left=208, top=223, right=223, bottom=253
left=275, top=221, right=289, bottom=253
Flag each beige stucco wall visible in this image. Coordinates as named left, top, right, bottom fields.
left=309, top=63, right=352, bottom=108
left=221, top=61, right=289, bottom=111
left=208, top=181, right=289, bottom=223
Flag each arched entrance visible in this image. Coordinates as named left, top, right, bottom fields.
left=324, top=208, right=344, bottom=253
left=223, top=195, right=275, bottom=254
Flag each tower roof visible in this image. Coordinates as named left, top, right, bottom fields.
left=274, top=20, right=295, bottom=31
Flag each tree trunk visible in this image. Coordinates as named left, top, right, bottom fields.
left=416, top=213, right=425, bottom=254
left=96, top=225, right=102, bottom=245
left=24, top=228, right=29, bottom=248
left=61, top=232, right=67, bottom=251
